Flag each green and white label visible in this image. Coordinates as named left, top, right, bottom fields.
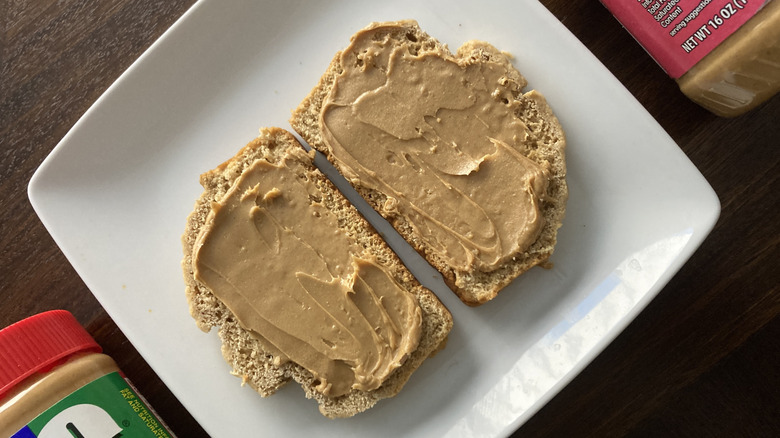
left=13, top=372, right=173, bottom=438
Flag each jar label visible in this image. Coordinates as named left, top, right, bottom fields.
left=12, top=372, right=174, bottom=438
left=600, top=0, right=766, bottom=78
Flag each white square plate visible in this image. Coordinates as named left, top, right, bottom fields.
left=28, top=0, right=720, bottom=436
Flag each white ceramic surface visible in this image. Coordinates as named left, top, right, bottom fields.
left=28, top=0, right=720, bottom=436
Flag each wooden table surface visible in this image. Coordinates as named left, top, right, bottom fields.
left=2, top=1, right=777, bottom=436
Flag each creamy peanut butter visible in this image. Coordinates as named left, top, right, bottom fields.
left=320, top=22, right=550, bottom=274
left=677, top=0, right=780, bottom=117
left=0, top=311, right=172, bottom=437
left=0, top=354, right=118, bottom=436
left=601, top=0, right=779, bottom=116
left=192, top=148, right=422, bottom=397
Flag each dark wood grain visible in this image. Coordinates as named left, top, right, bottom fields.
left=2, top=1, right=777, bottom=437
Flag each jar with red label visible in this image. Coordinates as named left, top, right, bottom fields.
left=600, top=0, right=779, bottom=116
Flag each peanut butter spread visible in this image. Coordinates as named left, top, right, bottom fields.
left=320, top=22, right=551, bottom=273
left=677, top=0, right=780, bottom=117
left=192, top=148, right=422, bottom=397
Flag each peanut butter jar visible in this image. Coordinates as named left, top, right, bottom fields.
left=601, top=0, right=779, bottom=117
left=0, top=310, right=175, bottom=437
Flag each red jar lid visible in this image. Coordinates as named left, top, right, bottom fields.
left=0, top=310, right=102, bottom=399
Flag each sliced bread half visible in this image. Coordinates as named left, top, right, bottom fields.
left=290, top=20, right=568, bottom=306
left=181, top=127, right=452, bottom=418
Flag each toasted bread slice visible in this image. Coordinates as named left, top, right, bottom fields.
left=181, top=127, right=452, bottom=418
left=290, top=21, right=567, bottom=306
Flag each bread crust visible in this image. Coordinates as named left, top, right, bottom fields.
left=181, top=127, right=452, bottom=417
left=290, top=21, right=568, bottom=306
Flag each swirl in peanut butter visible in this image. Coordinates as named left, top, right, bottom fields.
left=320, top=24, right=550, bottom=274
left=192, top=149, right=422, bottom=397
